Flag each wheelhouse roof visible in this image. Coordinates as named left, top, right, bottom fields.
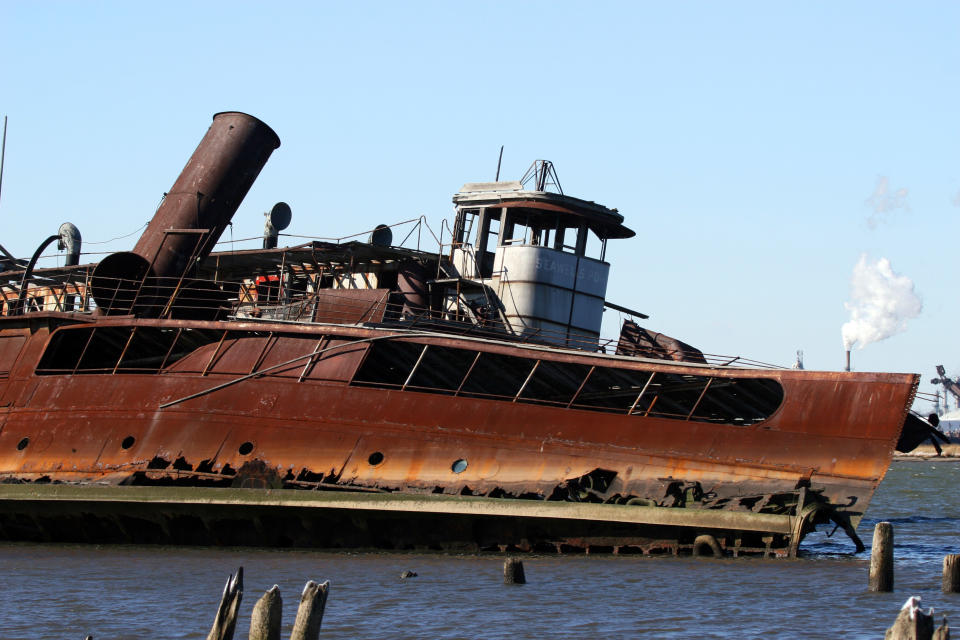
left=453, top=182, right=635, bottom=240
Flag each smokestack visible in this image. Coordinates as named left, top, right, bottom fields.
left=845, top=350, right=851, bottom=372
left=91, top=112, right=280, bottom=315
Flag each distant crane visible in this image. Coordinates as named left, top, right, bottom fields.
left=894, top=364, right=956, bottom=455
left=931, top=365, right=960, bottom=413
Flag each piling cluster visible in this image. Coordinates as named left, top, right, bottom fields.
left=869, top=522, right=960, bottom=596
left=202, top=567, right=329, bottom=640
left=79, top=558, right=527, bottom=638
left=71, top=532, right=960, bottom=640
left=869, top=522, right=955, bottom=640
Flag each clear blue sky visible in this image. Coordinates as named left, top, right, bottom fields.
left=2, top=2, right=958, bottom=409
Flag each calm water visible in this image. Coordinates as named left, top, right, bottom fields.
left=0, top=460, right=957, bottom=639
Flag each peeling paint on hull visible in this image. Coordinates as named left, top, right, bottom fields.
left=0, top=314, right=918, bottom=557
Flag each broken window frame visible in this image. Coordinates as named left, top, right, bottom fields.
left=35, top=327, right=784, bottom=426
left=349, top=340, right=784, bottom=424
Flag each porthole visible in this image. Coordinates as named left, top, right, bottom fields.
left=121, top=436, right=136, bottom=450
left=16, top=437, right=28, bottom=451
left=451, top=458, right=468, bottom=474
left=238, top=441, right=254, bottom=456
left=368, top=451, right=385, bottom=466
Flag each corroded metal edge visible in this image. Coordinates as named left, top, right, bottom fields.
left=0, top=484, right=792, bottom=534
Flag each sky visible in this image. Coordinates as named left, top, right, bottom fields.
left=1, top=2, right=958, bottom=410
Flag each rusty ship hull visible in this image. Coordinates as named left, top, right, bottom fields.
left=0, top=111, right=925, bottom=556
left=0, top=312, right=917, bottom=556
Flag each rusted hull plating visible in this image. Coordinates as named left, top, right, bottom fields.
left=0, top=313, right=918, bottom=556
left=0, top=111, right=918, bottom=556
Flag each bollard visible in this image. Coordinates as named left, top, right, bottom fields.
left=869, top=522, right=894, bottom=592
left=289, top=580, right=329, bottom=640
left=503, top=558, right=526, bottom=585
left=248, top=585, right=282, bottom=640
left=207, top=567, right=244, bottom=640
left=944, top=555, right=960, bottom=594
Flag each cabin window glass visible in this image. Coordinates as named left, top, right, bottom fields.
left=406, top=346, right=477, bottom=393
left=458, top=352, right=536, bottom=400
left=38, top=326, right=224, bottom=375
left=505, top=215, right=532, bottom=246
left=527, top=216, right=550, bottom=248
left=485, top=216, right=501, bottom=249
left=501, top=212, right=567, bottom=248
left=352, top=340, right=424, bottom=387
left=571, top=366, right=652, bottom=412
left=641, top=372, right=711, bottom=419
left=37, top=329, right=93, bottom=373
left=518, top=360, right=592, bottom=406
left=455, top=209, right=480, bottom=247
left=77, top=327, right=132, bottom=372
left=345, top=342, right=784, bottom=425
left=116, top=327, right=181, bottom=373
left=584, top=228, right=606, bottom=261
left=478, top=214, right=501, bottom=277
left=691, top=377, right=784, bottom=425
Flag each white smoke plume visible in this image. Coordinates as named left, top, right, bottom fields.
left=865, top=176, right=909, bottom=228
left=842, top=254, right=922, bottom=351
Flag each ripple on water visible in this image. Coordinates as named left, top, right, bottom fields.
left=0, top=460, right=956, bottom=639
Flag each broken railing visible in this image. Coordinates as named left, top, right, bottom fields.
left=2, top=266, right=783, bottom=369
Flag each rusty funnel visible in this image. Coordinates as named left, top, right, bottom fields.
left=91, top=112, right=280, bottom=315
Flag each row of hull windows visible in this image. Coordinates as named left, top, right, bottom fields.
left=349, top=342, right=783, bottom=425
left=34, top=327, right=784, bottom=425
left=35, top=327, right=363, bottom=382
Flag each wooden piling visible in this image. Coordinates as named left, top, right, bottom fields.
left=869, top=522, right=894, bottom=592
left=248, top=585, right=282, bottom=640
left=289, top=580, right=329, bottom=640
left=886, top=598, right=934, bottom=640
left=503, top=558, right=526, bottom=585
left=934, top=619, right=950, bottom=640
left=207, top=567, right=244, bottom=640
left=943, top=554, right=960, bottom=594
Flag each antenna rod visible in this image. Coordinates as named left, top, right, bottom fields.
left=495, top=145, right=504, bottom=181
left=0, top=116, right=7, bottom=207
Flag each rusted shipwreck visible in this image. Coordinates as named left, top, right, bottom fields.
left=0, top=112, right=933, bottom=557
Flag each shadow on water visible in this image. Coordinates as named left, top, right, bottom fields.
left=0, top=460, right=957, bottom=639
